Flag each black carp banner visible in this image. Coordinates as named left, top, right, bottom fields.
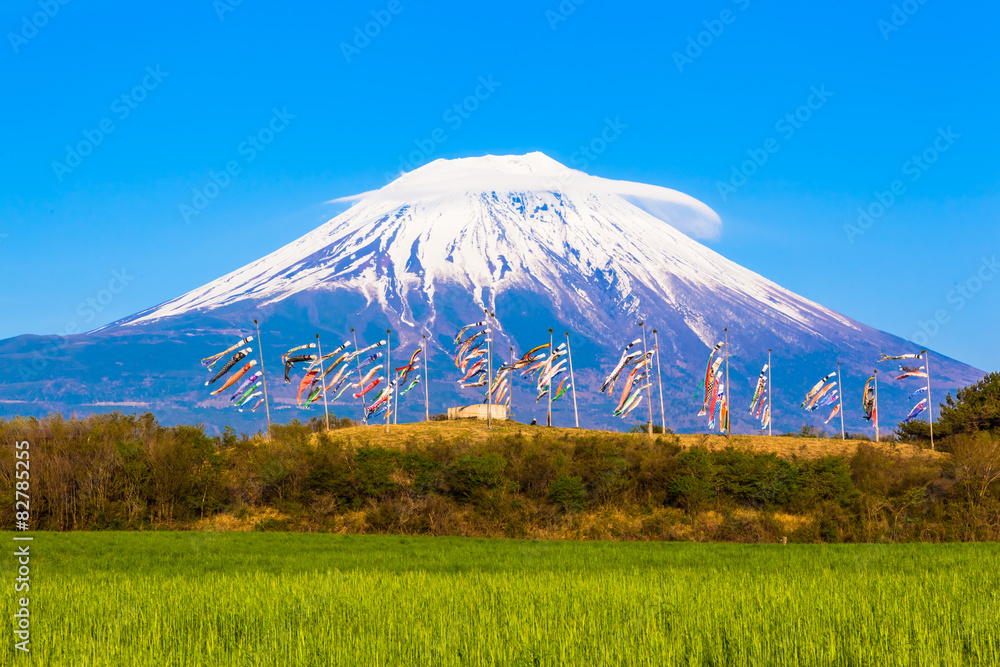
left=749, top=364, right=770, bottom=430
left=199, top=334, right=265, bottom=413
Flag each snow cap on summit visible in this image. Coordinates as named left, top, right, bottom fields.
left=333, top=152, right=722, bottom=240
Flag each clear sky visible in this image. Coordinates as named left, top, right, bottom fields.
left=1, top=0, right=997, bottom=371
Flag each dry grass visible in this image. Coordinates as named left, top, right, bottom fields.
left=313, top=418, right=940, bottom=460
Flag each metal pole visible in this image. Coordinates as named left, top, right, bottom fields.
left=837, top=361, right=845, bottom=440
left=924, top=350, right=934, bottom=451
left=351, top=328, right=367, bottom=426
left=509, top=345, right=515, bottom=421
left=385, top=329, right=391, bottom=433
left=639, top=322, right=652, bottom=436
left=565, top=331, right=579, bottom=429
left=767, top=348, right=772, bottom=437
left=316, top=334, right=330, bottom=431
left=724, top=327, right=730, bottom=437
left=486, top=310, right=493, bottom=429
left=874, top=369, right=880, bottom=443
left=547, top=328, right=553, bottom=427
left=423, top=333, right=430, bottom=422
left=653, top=329, right=665, bottom=432
left=254, top=319, right=272, bottom=438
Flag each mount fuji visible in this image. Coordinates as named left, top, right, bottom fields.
left=0, top=153, right=984, bottom=433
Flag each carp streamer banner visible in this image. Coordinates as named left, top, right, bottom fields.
left=601, top=339, right=642, bottom=397
left=824, top=404, right=841, bottom=424
left=801, top=368, right=841, bottom=433
left=878, top=352, right=923, bottom=362
left=749, top=364, right=769, bottom=430
left=801, top=372, right=836, bottom=409
left=454, top=321, right=491, bottom=391
left=688, top=339, right=727, bottom=431
left=199, top=333, right=262, bottom=414
left=863, top=375, right=877, bottom=423
left=696, top=342, right=724, bottom=417
left=904, top=398, right=928, bottom=423
left=202, top=336, right=253, bottom=369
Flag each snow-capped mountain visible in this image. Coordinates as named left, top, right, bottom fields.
left=122, top=153, right=846, bottom=342
left=0, top=153, right=984, bottom=433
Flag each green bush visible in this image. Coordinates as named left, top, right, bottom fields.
left=442, top=455, right=506, bottom=498
left=669, top=446, right=718, bottom=520
left=713, top=449, right=798, bottom=508
left=353, top=447, right=402, bottom=499
left=548, top=476, right=587, bottom=512
left=794, top=456, right=857, bottom=508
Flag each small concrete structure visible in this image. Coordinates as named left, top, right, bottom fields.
left=447, top=404, right=509, bottom=421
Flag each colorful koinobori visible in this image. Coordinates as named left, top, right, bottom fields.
left=801, top=371, right=840, bottom=426
left=195, top=320, right=942, bottom=437
left=880, top=350, right=932, bottom=429
left=201, top=336, right=253, bottom=370
left=862, top=374, right=878, bottom=424
left=534, top=343, right=569, bottom=405
left=454, top=321, right=490, bottom=389
left=694, top=341, right=727, bottom=431
left=452, top=318, right=515, bottom=412
left=198, top=334, right=266, bottom=413
left=597, top=339, right=648, bottom=420
left=748, top=363, right=770, bottom=430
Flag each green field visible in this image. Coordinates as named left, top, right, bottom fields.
left=2, top=533, right=997, bottom=666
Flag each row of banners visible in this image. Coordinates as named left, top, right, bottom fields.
left=195, top=319, right=934, bottom=441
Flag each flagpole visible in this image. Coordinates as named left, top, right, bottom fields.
left=253, top=319, right=272, bottom=439
left=565, top=331, right=579, bottom=428
left=724, top=327, right=730, bottom=438
left=509, top=345, right=515, bottom=422
left=316, top=334, right=330, bottom=431
left=639, top=322, right=652, bottom=437
left=923, top=349, right=934, bottom=451
left=485, top=310, right=493, bottom=429
left=874, top=369, right=880, bottom=443
left=653, top=329, right=665, bottom=432
left=767, top=348, right=772, bottom=437
left=547, top=328, right=553, bottom=427
left=385, top=328, right=392, bottom=433
left=422, top=333, right=430, bottom=422
left=351, top=328, right=367, bottom=426
left=837, top=361, right=845, bottom=440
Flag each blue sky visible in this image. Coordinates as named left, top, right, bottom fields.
left=1, top=0, right=997, bottom=371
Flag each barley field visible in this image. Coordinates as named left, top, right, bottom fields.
left=1, top=532, right=996, bottom=666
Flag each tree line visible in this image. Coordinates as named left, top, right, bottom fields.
left=1, top=373, right=998, bottom=541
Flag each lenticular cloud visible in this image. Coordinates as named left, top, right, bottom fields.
left=332, top=152, right=723, bottom=240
